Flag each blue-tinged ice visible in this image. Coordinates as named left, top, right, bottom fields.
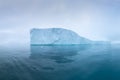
left=30, top=28, right=92, bottom=45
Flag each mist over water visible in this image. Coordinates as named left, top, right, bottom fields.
left=0, top=0, right=120, bottom=80
left=0, top=44, right=119, bottom=80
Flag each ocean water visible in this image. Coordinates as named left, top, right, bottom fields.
left=0, top=44, right=120, bottom=80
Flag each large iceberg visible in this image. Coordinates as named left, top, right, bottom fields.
left=30, top=28, right=92, bottom=45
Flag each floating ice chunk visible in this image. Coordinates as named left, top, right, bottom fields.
left=30, top=28, right=92, bottom=45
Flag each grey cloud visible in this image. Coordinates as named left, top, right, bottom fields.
left=0, top=0, right=120, bottom=44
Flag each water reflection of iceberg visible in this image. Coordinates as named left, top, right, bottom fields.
left=30, top=45, right=91, bottom=64
left=29, top=44, right=113, bottom=80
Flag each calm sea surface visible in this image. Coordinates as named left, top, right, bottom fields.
left=0, top=44, right=120, bottom=80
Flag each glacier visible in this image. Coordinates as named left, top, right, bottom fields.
left=30, top=28, right=92, bottom=45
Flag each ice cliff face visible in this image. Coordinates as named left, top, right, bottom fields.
left=30, top=28, right=92, bottom=45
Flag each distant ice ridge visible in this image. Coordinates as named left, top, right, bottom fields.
left=30, top=28, right=92, bottom=45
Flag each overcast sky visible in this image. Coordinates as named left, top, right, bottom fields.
left=0, top=0, right=120, bottom=46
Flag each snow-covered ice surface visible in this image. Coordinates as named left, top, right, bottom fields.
left=30, top=28, right=91, bottom=45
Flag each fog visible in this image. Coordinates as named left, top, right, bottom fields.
left=0, top=0, right=120, bottom=46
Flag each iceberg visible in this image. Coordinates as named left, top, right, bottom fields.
left=30, top=28, right=92, bottom=45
